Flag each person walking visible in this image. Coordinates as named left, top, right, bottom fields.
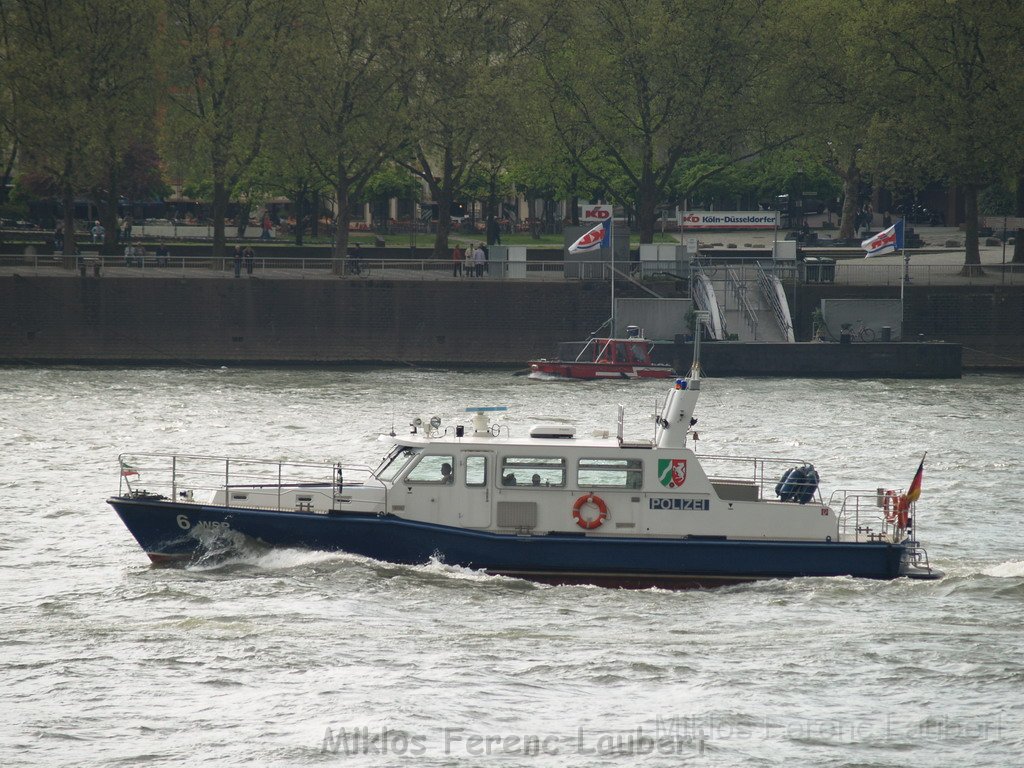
left=260, top=212, right=273, bottom=240
left=451, top=244, right=464, bottom=277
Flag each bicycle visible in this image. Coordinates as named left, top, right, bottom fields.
left=841, top=321, right=875, bottom=342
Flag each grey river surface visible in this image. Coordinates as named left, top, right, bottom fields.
left=2, top=367, right=1022, bottom=767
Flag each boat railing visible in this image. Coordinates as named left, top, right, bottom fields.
left=826, top=489, right=907, bottom=542
left=116, top=452, right=381, bottom=511
left=697, top=454, right=822, bottom=504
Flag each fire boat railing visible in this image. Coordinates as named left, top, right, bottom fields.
left=116, top=453, right=382, bottom=512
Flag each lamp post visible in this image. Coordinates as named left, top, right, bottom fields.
left=1002, top=215, right=1008, bottom=285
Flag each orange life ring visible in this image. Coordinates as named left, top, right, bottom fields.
left=572, top=493, right=608, bottom=529
left=883, top=490, right=898, bottom=522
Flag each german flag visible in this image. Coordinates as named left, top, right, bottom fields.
left=898, top=457, right=925, bottom=512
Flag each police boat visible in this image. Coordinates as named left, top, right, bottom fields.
left=108, top=336, right=942, bottom=587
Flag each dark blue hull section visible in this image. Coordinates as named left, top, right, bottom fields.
left=108, top=497, right=906, bottom=587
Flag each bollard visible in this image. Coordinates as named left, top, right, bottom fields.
left=880, top=326, right=891, bottom=342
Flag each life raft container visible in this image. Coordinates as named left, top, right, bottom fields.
left=775, top=464, right=819, bottom=504
left=572, top=493, right=608, bottom=529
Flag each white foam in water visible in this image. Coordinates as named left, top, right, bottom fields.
left=417, top=555, right=519, bottom=583
left=981, top=561, right=1024, bottom=578
left=188, top=543, right=362, bottom=572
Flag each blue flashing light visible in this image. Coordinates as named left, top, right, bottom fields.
left=675, top=379, right=688, bottom=390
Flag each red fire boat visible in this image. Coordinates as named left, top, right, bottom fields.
left=528, top=332, right=675, bottom=380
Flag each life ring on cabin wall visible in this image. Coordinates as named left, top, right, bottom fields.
left=572, top=493, right=608, bottom=530
left=883, top=490, right=898, bottom=522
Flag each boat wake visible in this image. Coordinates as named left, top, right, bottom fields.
left=185, top=536, right=359, bottom=573
left=981, top=560, right=1024, bottom=578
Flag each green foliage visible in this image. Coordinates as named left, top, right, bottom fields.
left=979, top=183, right=1016, bottom=218
left=2, top=0, right=1022, bottom=255
left=363, top=166, right=422, bottom=205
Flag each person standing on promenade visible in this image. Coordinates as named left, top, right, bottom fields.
left=91, top=221, right=104, bottom=243
left=233, top=245, right=242, bottom=277
left=243, top=244, right=254, bottom=275
left=473, top=243, right=485, bottom=277
left=451, top=244, right=464, bottom=277
left=260, top=212, right=272, bottom=240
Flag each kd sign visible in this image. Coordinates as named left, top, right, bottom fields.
left=581, top=205, right=612, bottom=221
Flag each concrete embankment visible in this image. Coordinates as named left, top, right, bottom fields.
left=1, top=273, right=1022, bottom=373
left=664, top=341, right=962, bottom=378
left=0, top=275, right=606, bottom=366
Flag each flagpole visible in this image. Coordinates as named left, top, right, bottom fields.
left=900, top=216, right=907, bottom=337
left=610, top=213, right=616, bottom=337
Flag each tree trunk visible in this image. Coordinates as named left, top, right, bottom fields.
left=432, top=191, right=452, bottom=259
left=236, top=202, right=251, bottom=239
left=62, top=182, right=76, bottom=257
left=333, top=182, right=351, bottom=261
left=634, top=164, right=659, bottom=243
left=838, top=169, right=860, bottom=240
left=0, top=141, right=17, bottom=206
left=294, top=186, right=306, bottom=246
left=529, top=198, right=541, bottom=239
left=212, top=177, right=228, bottom=260
left=1012, top=228, right=1024, bottom=265
left=961, top=183, right=983, bottom=275
left=637, top=182, right=658, bottom=245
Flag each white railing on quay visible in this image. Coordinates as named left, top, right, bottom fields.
left=3, top=252, right=1021, bottom=286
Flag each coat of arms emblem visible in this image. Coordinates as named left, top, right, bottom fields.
left=658, top=458, right=687, bottom=488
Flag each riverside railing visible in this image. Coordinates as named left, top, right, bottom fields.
left=3, top=252, right=1021, bottom=286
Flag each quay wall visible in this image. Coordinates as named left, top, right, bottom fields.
left=0, top=275, right=606, bottom=366
left=667, top=341, right=962, bottom=379
left=788, top=284, right=1024, bottom=370
left=1, top=274, right=1023, bottom=372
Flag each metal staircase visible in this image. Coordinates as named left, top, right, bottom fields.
left=694, top=261, right=794, bottom=342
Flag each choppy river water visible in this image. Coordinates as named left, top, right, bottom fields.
left=2, top=367, right=1022, bottom=767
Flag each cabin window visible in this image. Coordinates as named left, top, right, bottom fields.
left=501, top=456, right=565, bottom=487
left=578, top=458, right=643, bottom=488
left=630, top=343, right=647, bottom=363
left=376, top=446, right=421, bottom=482
left=465, top=455, right=487, bottom=487
left=405, top=454, right=455, bottom=484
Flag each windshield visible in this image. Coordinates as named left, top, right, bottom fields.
left=374, top=446, right=421, bottom=482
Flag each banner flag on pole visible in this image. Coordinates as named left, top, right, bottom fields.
left=861, top=219, right=904, bottom=257
left=568, top=220, right=611, bottom=253
left=897, top=455, right=925, bottom=512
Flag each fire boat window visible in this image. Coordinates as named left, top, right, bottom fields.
left=465, top=455, right=487, bottom=487
left=405, top=454, right=455, bottom=484
left=578, top=458, right=643, bottom=488
left=501, top=457, right=565, bottom=487
left=630, top=343, right=648, bottom=363
left=376, top=446, right=421, bottom=482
